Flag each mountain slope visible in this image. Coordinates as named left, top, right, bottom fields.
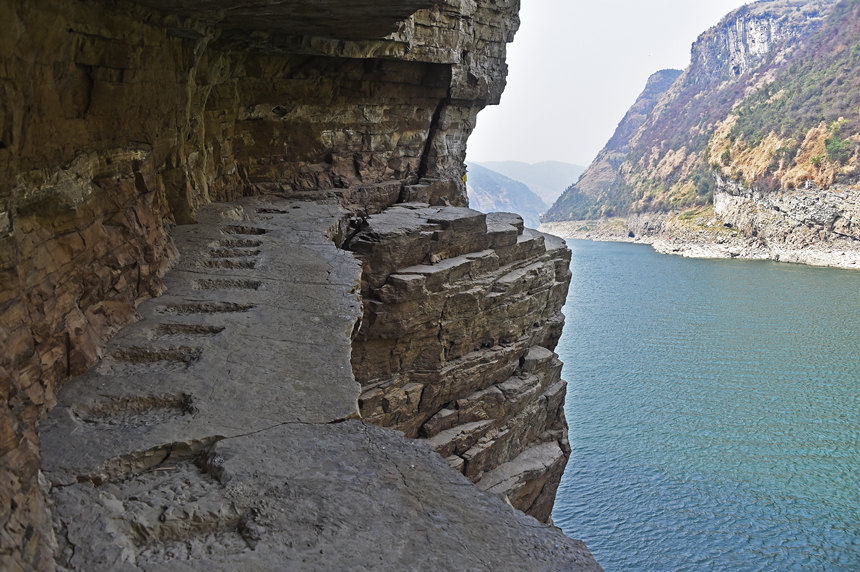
left=542, top=0, right=860, bottom=268
left=474, top=160, right=585, bottom=205
left=542, top=69, right=682, bottom=221
left=545, top=0, right=856, bottom=220
left=710, top=0, right=860, bottom=190
left=466, top=162, right=547, bottom=227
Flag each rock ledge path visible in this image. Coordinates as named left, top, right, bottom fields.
left=40, top=197, right=600, bottom=570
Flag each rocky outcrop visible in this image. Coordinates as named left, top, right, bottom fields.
left=347, top=206, right=572, bottom=521
left=1, top=0, right=593, bottom=569
left=714, top=178, right=860, bottom=242
left=689, top=0, right=833, bottom=80
left=682, top=178, right=860, bottom=267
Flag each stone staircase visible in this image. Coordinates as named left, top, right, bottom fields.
left=39, top=197, right=600, bottom=570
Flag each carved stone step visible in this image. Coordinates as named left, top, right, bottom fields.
left=158, top=301, right=256, bottom=315
left=154, top=324, right=226, bottom=337
left=201, top=258, right=258, bottom=269
left=192, top=278, right=263, bottom=291
left=223, top=225, right=267, bottom=235
left=207, top=248, right=262, bottom=258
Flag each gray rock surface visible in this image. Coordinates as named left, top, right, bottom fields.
left=51, top=422, right=600, bottom=571
left=41, top=198, right=363, bottom=484
left=41, top=197, right=601, bottom=571
left=347, top=206, right=575, bottom=522
left=1, top=0, right=594, bottom=566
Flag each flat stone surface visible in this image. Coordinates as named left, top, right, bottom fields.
left=40, top=196, right=601, bottom=571
left=41, top=197, right=363, bottom=483
left=51, top=421, right=600, bottom=571
left=478, top=441, right=567, bottom=496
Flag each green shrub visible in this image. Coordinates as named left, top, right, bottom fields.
left=826, top=136, right=852, bottom=163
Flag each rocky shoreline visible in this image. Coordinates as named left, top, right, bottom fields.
left=540, top=202, right=860, bottom=271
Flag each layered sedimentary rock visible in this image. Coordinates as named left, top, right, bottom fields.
left=1, top=0, right=592, bottom=569
left=35, top=197, right=597, bottom=570
left=694, top=178, right=860, bottom=266
left=347, top=206, right=572, bottom=521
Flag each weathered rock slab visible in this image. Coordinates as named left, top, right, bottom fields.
left=52, top=421, right=600, bottom=571
left=40, top=197, right=600, bottom=570
left=347, top=205, right=575, bottom=522
left=41, top=198, right=363, bottom=484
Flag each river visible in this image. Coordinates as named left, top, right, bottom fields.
left=552, top=239, right=860, bottom=571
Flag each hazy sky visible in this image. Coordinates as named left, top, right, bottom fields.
left=466, top=0, right=750, bottom=166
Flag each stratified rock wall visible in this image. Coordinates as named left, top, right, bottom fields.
left=1, top=0, right=587, bottom=568
left=715, top=180, right=860, bottom=242
left=2, top=4, right=195, bottom=563
left=706, top=178, right=860, bottom=265
left=347, top=207, right=572, bottom=521
left=689, top=0, right=833, bottom=81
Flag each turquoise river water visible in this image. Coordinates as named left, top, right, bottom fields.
left=552, top=239, right=859, bottom=571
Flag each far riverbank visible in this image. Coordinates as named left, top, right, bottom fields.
left=540, top=207, right=860, bottom=270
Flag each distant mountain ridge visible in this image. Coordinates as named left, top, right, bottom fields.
left=541, top=0, right=860, bottom=269
left=544, top=0, right=855, bottom=222
left=465, top=163, right=546, bottom=227
left=542, top=69, right=682, bottom=221
left=473, top=160, right=585, bottom=205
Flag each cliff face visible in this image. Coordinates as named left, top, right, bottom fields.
left=689, top=0, right=833, bottom=81
left=1, top=0, right=590, bottom=568
left=347, top=207, right=571, bottom=520
left=542, top=0, right=859, bottom=268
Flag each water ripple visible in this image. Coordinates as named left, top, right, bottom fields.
left=553, top=240, right=860, bottom=572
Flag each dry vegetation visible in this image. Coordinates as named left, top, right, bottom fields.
left=546, top=0, right=858, bottom=223
left=628, top=0, right=856, bottom=215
